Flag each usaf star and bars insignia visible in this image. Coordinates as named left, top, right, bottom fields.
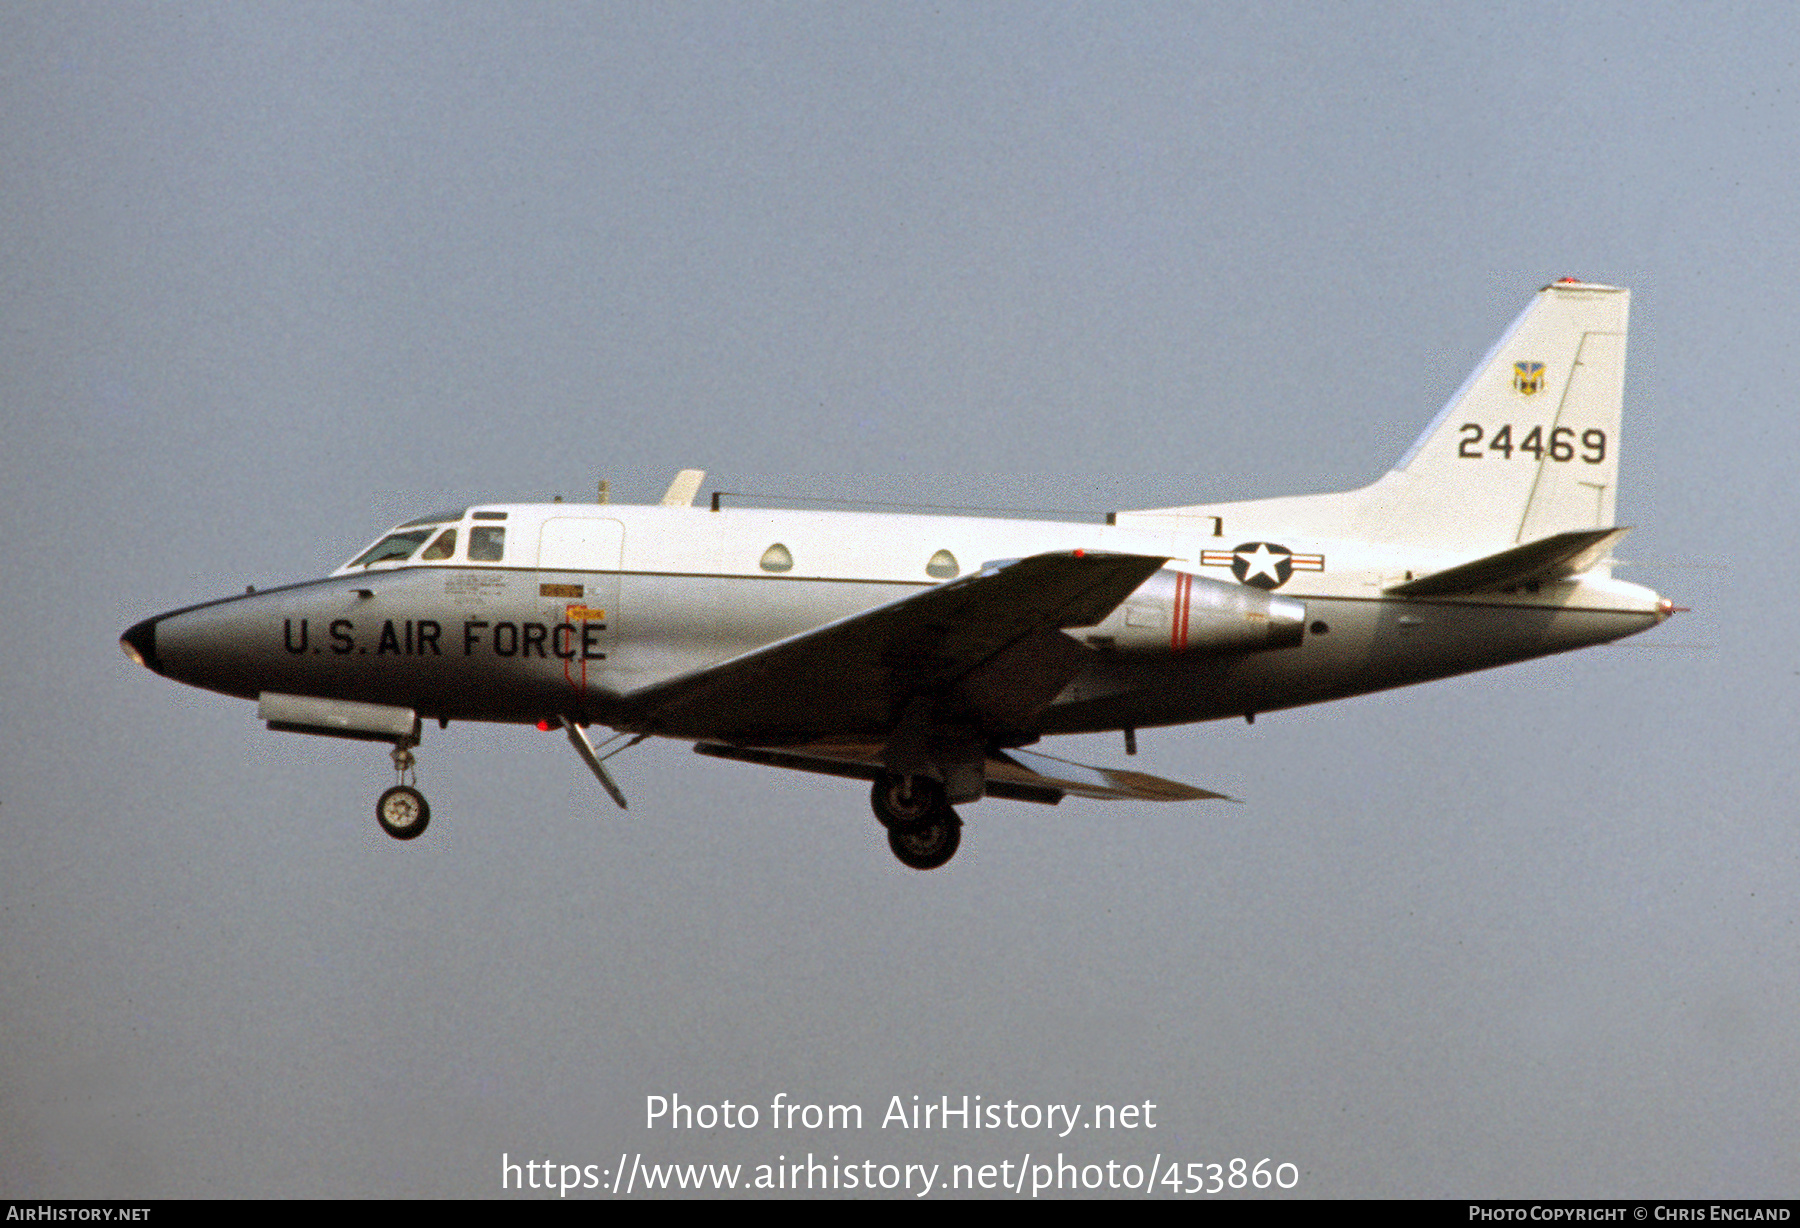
left=1512, top=360, right=1546, bottom=396
left=1200, top=542, right=1325, bottom=590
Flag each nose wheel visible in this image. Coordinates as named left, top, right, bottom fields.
left=376, top=784, right=430, bottom=840
left=375, top=743, right=430, bottom=840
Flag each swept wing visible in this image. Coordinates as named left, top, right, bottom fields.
left=618, top=551, right=1169, bottom=742
left=696, top=739, right=1229, bottom=805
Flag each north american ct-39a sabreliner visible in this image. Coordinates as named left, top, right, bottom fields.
left=122, top=280, right=1673, bottom=869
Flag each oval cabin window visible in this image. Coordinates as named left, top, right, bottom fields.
left=760, top=543, right=794, bottom=573
left=926, top=549, right=959, bottom=579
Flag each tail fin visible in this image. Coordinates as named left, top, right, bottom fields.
left=1374, top=279, right=1629, bottom=552
left=1115, top=280, right=1631, bottom=558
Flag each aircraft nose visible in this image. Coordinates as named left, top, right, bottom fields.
left=120, top=616, right=164, bottom=675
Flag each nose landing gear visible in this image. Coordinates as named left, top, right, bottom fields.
left=375, top=742, right=430, bottom=840
left=870, top=774, right=962, bottom=870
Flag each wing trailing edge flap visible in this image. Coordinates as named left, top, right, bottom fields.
left=693, top=740, right=1231, bottom=805
left=621, top=550, right=1170, bottom=742
left=1383, top=527, right=1629, bottom=597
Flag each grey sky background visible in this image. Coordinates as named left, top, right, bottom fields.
left=3, top=2, right=1791, bottom=1198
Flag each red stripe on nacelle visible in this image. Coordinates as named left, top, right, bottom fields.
left=1171, top=573, right=1190, bottom=652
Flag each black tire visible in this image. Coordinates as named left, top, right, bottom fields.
left=869, top=773, right=944, bottom=829
left=886, top=809, right=962, bottom=870
left=376, top=784, right=431, bottom=841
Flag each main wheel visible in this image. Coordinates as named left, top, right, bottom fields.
left=886, top=810, right=962, bottom=870
left=376, top=784, right=431, bottom=841
left=870, top=774, right=945, bottom=829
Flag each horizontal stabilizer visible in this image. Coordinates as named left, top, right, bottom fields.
left=1384, top=527, right=1629, bottom=597
left=694, top=739, right=1230, bottom=805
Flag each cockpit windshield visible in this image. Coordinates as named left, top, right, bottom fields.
left=340, top=508, right=493, bottom=570
left=347, top=528, right=439, bottom=569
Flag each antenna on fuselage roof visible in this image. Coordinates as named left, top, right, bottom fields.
left=659, top=469, right=706, bottom=507
left=597, top=479, right=610, bottom=504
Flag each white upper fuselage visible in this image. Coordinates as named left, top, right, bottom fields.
left=331, top=497, right=1662, bottom=618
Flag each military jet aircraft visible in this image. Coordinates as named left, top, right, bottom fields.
left=121, top=279, right=1671, bottom=869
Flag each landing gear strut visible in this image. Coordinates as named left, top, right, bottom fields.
left=376, top=742, right=430, bottom=840
left=870, top=775, right=962, bottom=870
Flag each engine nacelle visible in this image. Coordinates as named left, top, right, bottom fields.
left=1090, top=569, right=1306, bottom=655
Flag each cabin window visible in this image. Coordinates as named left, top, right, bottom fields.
left=349, top=529, right=435, bottom=568
left=760, top=543, right=793, bottom=573
left=469, top=526, right=506, bottom=562
left=926, top=549, right=959, bottom=579
left=420, top=527, right=458, bottom=560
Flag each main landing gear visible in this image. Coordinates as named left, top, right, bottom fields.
left=375, top=742, right=430, bottom=840
left=870, top=774, right=962, bottom=870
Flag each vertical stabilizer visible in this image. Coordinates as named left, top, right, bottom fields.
left=1115, top=280, right=1633, bottom=560
left=1375, top=279, right=1628, bottom=552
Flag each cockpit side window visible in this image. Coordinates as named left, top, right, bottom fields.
left=419, top=527, right=458, bottom=561
left=349, top=529, right=436, bottom=569
left=468, top=526, right=506, bottom=562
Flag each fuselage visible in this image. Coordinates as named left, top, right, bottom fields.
left=121, top=499, right=1668, bottom=743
